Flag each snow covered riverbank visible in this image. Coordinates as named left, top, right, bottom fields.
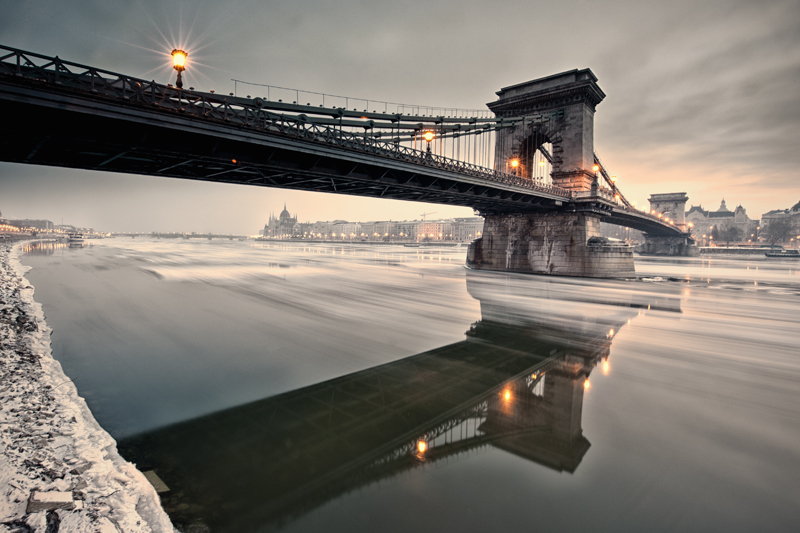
left=0, top=242, right=174, bottom=533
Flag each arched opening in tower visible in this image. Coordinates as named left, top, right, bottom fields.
left=512, top=128, right=553, bottom=183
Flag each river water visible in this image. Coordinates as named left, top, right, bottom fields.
left=20, top=239, right=800, bottom=532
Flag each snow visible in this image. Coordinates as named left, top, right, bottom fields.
left=0, top=241, right=175, bottom=532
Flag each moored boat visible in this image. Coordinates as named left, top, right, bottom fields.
left=765, top=249, right=800, bottom=258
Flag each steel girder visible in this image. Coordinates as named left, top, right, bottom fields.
left=1, top=77, right=570, bottom=215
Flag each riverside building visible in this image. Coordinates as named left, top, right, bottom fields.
left=260, top=205, right=485, bottom=242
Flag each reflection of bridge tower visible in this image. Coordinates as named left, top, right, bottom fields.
left=119, top=275, right=674, bottom=531
left=470, top=70, right=635, bottom=278
left=481, top=355, right=593, bottom=472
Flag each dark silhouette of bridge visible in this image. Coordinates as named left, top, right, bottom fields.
left=0, top=45, right=692, bottom=277
left=117, top=273, right=681, bottom=532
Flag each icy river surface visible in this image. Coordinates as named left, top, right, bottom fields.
left=20, top=239, right=800, bottom=532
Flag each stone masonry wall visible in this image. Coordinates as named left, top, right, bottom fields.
left=467, top=212, right=635, bottom=278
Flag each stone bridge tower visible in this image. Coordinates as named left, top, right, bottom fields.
left=467, top=69, right=635, bottom=279
left=488, top=69, right=605, bottom=192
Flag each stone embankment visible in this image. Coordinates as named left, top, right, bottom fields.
left=0, top=242, right=174, bottom=533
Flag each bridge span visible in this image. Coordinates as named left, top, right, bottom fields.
left=0, top=45, right=692, bottom=277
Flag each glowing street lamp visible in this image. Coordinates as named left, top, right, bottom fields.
left=509, top=158, right=520, bottom=175
left=171, top=49, right=187, bottom=89
left=423, top=130, right=434, bottom=155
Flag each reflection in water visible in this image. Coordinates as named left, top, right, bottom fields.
left=19, top=240, right=75, bottom=255
left=119, top=274, right=680, bottom=532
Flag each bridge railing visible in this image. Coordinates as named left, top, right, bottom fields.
left=288, top=122, right=571, bottom=196
left=0, top=44, right=572, bottom=199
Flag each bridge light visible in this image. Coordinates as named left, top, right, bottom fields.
left=592, top=164, right=600, bottom=173
left=171, top=49, right=187, bottom=70
left=611, top=175, right=617, bottom=183
left=171, top=49, right=187, bottom=89
left=510, top=158, right=520, bottom=168
left=503, top=389, right=511, bottom=401
left=602, top=360, right=610, bottom=375
left=584, top=379, right=591, bottom=390
left=417, top=440, right=427, bottom=453
left=539, top=160, right=545, bottom=166
left=423, top=131, right=435, bottom=142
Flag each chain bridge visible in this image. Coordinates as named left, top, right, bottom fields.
left=0, top=45, right=693, bottom=277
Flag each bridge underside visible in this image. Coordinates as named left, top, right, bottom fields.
left=1, top=78, right=567, bottom=216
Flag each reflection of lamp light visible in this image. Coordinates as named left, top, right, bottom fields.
left=171, top=49, right=187, bottom=89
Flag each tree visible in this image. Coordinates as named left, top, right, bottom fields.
left=710, top=225, right=720, bottom=244
left=763, top=219, right=792, bottom=245
left=722, top=226, right=742, bottom=247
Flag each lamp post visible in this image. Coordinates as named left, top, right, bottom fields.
left=423, top=131, right=434, bottom=157
left=171, top=49, right=187, bottom=89
left=510, top=158, right=520, bottom=176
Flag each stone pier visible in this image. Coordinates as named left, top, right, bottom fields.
left=467, top=213, right=635, bottom=278
left=639, top=234, right=698, bottom=256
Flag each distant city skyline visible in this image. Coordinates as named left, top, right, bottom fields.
left=2, top=174, right=792, bottom=236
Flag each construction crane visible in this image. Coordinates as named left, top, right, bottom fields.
left=420, top=212, right=437, bottom=220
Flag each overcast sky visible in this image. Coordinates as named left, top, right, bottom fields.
left=2, top=0, right=799, bottom=233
